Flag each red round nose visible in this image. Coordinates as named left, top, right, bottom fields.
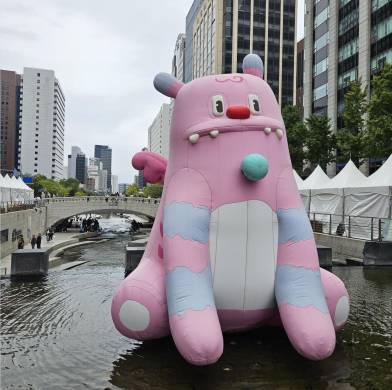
left=226, top=105, right=251, bottom=119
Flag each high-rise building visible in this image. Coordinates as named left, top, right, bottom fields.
left=137, top=170, right=146, bottom=189
left=94, top=145, right=112, bottom=191
left=0, top=70, right=21, bottom=174
left=119, top=183, right=129, bottom=194
left=303, top=0, right=392, bottom=175
left=18, top=67, right=65, bottom=179
left=87, top=157, right=101, bottom=191
left=67, top=146, right=82, bottom=179
left=75, top=152, right=87, bottom=184
left=111, top=174, right=119, bottom=193
left=185, top=0, right=204, bottom=82
left=185, top=0, right=298, bottom=106
left=297, top=38, right=305, bottom=117
left=148, top=103, right=172, bottom=158
left=172, top=33, right=187, bottom=82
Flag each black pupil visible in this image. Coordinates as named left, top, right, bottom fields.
left=216, top=100, right=223, bottom=113
left=253, top=99, right=260, bottom=112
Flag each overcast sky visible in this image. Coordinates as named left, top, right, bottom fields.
left=1, top=0, right=304, bottom=183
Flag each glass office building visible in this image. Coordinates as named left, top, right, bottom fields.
left=304, top=0, right=392, bottom=174
left=186, top=0, right=298, bottom=106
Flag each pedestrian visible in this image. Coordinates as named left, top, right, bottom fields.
left=36, top=233, right=42, bottom=249
left=49, top=228, right=54, bottom=241
left=31, top=234, right=37, bottom=249
left=17, top=236, right=24, bottom=249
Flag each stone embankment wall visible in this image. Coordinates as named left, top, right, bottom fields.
left=1, top=207, right=47, bottom=258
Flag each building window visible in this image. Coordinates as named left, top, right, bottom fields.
left=338, top=38, right=358, bottom=62
left=313, top=58, right=328, bottom=76
left=37, top=72, right=40, bottom=76
left=338, top=68, right=358, bottom=88
left=372, top=15, right=392, bottom=42
left=313, top=84, right=328, bottom=101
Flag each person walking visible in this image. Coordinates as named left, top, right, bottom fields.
left=17, top=236, right=24, bottom=249
left=36, top=233, right=42, bottom=249
left=31, top=234, right=37, bottom=249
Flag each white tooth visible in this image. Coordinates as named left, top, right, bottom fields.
left=264, top=127, right=271, bottom=135
left=276, top=128, right=283, bottom=140
left=209, top=129, right=219, bottom=138
left=188, top=133, right=200, bottom=144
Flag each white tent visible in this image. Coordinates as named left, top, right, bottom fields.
left=309, top=161, right=367, bottom=235
left=293, top=169, right=303, bottom=188
left=298, top=165, right=331, bottom=212
left=0, top=175, right=34, bottom=205
left=344, top=155, right=392, bottom=239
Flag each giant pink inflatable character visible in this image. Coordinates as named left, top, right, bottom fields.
left=112, top=54, right=350, bottom=365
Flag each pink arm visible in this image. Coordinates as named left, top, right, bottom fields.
left=132, top=151, right=167, bottom=184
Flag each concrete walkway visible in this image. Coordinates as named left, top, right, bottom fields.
left=0, top=231, right=96, bottom=277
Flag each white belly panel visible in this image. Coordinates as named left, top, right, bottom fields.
left=209, top=200, right=278, bottom=311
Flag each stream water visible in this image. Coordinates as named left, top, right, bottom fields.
left=1, top=217, right=391, bottom=389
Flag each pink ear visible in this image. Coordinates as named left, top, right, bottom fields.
left=153, top=73, right=184, bottom=98
left=242, top=54, right=264, bottom=78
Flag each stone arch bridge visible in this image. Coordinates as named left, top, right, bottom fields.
left=45, top=196, right=160, bottom=227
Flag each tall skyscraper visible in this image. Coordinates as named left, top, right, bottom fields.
left=94, top=145, right=112, bottom=191
left=303, top=0, right=392, bottom=175
left=185, top=0, right=298, bottom=106
left=0, top=70, right=21, bottom=174
left=75, top=152, right=87, bottom=184
left=148, top=103, right=172, bottom=158
left=297, top=38, right=305, bottom=117
left=172, top=33, right=187, bottom=82
left=111, top=174, right=119, bottom=193
left=18, top=67, right=65, bottom=179
left=67, top=146, right=82, bottom=179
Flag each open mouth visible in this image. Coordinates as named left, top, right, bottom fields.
left=185, top=117, right=285, bottom=144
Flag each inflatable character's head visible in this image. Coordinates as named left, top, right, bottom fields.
left=153, top=53, right=289, bottom=182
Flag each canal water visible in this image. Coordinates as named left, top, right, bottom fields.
left=1, top=217, right=391, bottom=389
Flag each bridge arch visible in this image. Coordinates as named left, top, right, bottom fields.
left=45, top=196, right=159, bottom=228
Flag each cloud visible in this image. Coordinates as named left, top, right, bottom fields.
left=1, top=0, right=304, bottom=182
left=1, top=0, right=192, bottom=182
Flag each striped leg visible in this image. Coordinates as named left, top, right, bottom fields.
left=111, top=207, right=169, bottom=340
left=275, top=170, right=336, bottom=360
left=163, top=170, right=223, bottom=365
left=320, top=268, right=350, bottom=331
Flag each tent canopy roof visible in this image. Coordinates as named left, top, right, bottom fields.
left=322, top=160, right=367, bottom=189
left=300, top=165, right=330, bottom=190
left=365, top=154, right=392, bottom=187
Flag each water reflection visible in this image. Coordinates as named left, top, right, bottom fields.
left=1, top=218, right=391, bottom=389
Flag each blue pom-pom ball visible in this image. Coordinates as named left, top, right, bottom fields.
left=241, top=154, right=269, bottom=181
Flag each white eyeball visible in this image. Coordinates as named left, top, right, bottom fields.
left=212, top=95, right=224, bottom=116
left=248, top=94, right=261, bottom=114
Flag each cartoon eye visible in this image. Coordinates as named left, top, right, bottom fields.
left=248, top=94, right=261, bottom=114
left=212, top=95, right=224, bottom=116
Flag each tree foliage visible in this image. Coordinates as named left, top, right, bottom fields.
left=304, top=115, right=336, bottom=170
left=282, top=105, right=307, bottom=174
left=126, top=184, right=140, bottom=196
left=366, top=63, right=392, bottom=157
left=336, top=79, right=368, bottom=165
left=143, top=184, right=163, bottom=198
left=31, top=175, right=85, bottom=197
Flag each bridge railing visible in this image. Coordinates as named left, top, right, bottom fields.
left=44, top=196, right=161, bottom=205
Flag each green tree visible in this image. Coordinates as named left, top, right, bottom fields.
left=282, top=105, right=307, bottom=174
left=143, top=184, right=163, bottom=198
left=304, top=115, right=336, bottom=170
left=336, top=79, right=368, bottom=165
left=59, top=178, right=80, bottom=196
left=126, top=184, right=140, bottom=196
left=366, top=63, right=392, bottom=157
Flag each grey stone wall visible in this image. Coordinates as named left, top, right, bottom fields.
left=1, top=207, right=47, bottom=258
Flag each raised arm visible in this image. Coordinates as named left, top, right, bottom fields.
left=163, top=168, right=223, bottom=365
left=132, top=150, right=167, bottom=184
left=275, top=168, right=336, bottom=360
